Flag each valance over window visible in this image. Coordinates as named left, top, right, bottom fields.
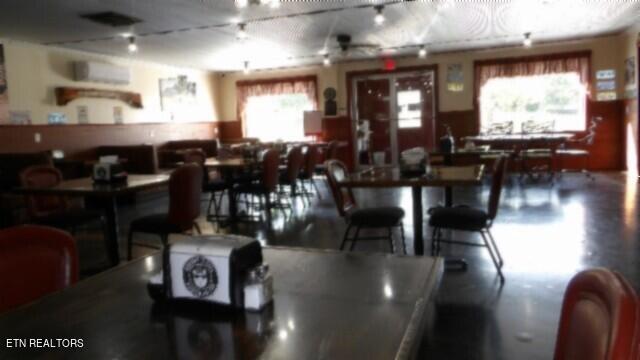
left=474, top=51, right=592, bottom=101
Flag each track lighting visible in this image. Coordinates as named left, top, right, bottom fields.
left=269, top=0, right=281, bottom=9
left=237, top=23, right=248, bottom=40
left=323, top=54, right=331, bottom=67
left=243, top=61, right=251, bottom=74
left=236, top=0, right=248, bottom=8
left=418, top=46, right=427, bottom=58
left=374, top=5, right=385, bottom=26
left=523, top=32, right=532, bottom=48
left=127, top=36, right=138, bottom=53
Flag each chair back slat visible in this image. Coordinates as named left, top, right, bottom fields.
left=167, top=164, right=202, bottom=231
left=326, top=141, right=339, bottom=160
left=303, top=145, right=319, bottom=176
left=554, top=268, right=640, bottom=360
left=325, top=160, right=356, bottom=217
left=285, top=146, right=304, bottom=183
left=0, top=225, right=78, bottom=313
left=261, top=149, right=280, bottom=192
left=487, top=156, right=508, bottom=220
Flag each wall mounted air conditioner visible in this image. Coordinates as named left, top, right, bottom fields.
left=73, top=61, right=131, bottom=85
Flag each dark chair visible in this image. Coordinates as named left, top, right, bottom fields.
left=278, top=146, right=304, bottom=206
left=557, top=117, right=601, bottom=180
left=234, top=149, right=282, bottom=223
left=428, top=155, right=508, bottom=281
left=20, top=165, right=106, bottom=235
left=299, top=145, right=322, bottom=201
left=554, top=268, right=640, bottom=360
left=0, top=225, right=78, bottom=313
left=127, top=164, right=203, bottom=260
left=315, top=140, right=339, bottom=174
left=183, top=149, right=230, bottom=222
left=325, top=160, right=406, bottom=254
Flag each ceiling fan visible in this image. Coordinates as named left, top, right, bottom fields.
left=333, top=34, right=379, bottom=57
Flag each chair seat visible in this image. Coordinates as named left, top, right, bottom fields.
left=129, top=213, right=182, bottom=236
left=32, top=208, right=103, bottom=229
left=428, top=206, right=489, bottom=231
left=204, top=179, right=229, bottom=192
left=348, top=207, right=404, bottom=227
left=557, top=149, right=588, bottom=156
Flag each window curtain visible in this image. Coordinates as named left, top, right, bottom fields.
left=236, top=75, right=318, bottom=135
left=474, top=51, right=592, bottom=102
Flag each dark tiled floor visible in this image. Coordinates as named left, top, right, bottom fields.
left=75, top=172, right=640, bottom=359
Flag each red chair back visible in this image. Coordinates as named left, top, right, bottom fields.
left=261, top=149, right=280, bottom=193
left=554, top=268, right=640, bottom=360
left=182, top=148, right=210, bottom=184
left=325, top=160, right=356, bottom=218
left=285, top=146, right=303, bottom=183
left=167, top=164, right=203, bottom=231
left=487, top=155, right=508, bottom=220
left=20, top=165, right=69, bottom=218
left=0, top=225, right=78, bottom=313
left=303, top=145, right=319, bottom=177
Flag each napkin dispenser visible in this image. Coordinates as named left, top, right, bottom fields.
left=92, top=162, right=127, bottom=183
left=148, top=235, right=271, bottom=310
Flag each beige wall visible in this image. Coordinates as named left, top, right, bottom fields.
left=1, top=39, right=219, bottom=125
left=619, top=28, right=638, bottom=172
left=217, top=33, right=629, bottom=122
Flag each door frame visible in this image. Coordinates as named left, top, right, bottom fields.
left=346, top=64, right=440, bottom=168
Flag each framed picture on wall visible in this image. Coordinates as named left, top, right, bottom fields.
left=159, top=75, right=197, bottom=115
left=0, top=44, right=8, bottom=124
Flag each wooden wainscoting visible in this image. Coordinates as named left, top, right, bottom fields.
left=0, top=122, right=218, bottom=159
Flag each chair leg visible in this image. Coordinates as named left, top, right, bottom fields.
left=350, top=226, right=361, bottom=251
left=387, top=227, right=395, bottom=254
left=340, top=224, right=352, bottom=250
left=161, top=234, right=168, bottom=247
left=311, top=178, right=322, bottom=199
left=400, top=224, right=406, bottom=255
left=193, top=222, right=202, bottom=235
left=431, top=227, right=438, bottom=256
left=127, top=228, right=135, bottom=261
left=207, top=193, right=216, bottom=218
left=485, top=229, right=503, bottom=267
left=480, top=230, right=504, bottom=282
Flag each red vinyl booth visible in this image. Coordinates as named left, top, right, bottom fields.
left=0, top=225, right=78, bottom=313
left=554, top=268, right=640, bottom=360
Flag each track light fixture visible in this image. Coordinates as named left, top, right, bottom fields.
left=374, top=5, right=385, bottom=25
left=127, top=36, right=138, bottom=53
left=323, top=54, right=331, bottom=67
left=523, top=32, right=532, bottom=47
left=236, top=0, right=249, bottom=8
left=418, top=46, right=427, bottom=58
left=237, top=23, right=248, bottom=40
left=243, top=61, right=251, bottom=74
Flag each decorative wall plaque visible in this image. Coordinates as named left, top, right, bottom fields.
left=55, top=87, right=143, bottom=108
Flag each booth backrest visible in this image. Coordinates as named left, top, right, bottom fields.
left=96, top=145, right=158, bottom=175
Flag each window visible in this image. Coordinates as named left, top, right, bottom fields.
left=480, top=73, right=586, bottom=133
left=397, top=90, right=422, bottom=129
left=245, top=93, right=314, bottom=142
left=237, top=75, right=318, bottom=142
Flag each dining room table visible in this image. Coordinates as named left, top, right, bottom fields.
left=13, top=174, right=170, bottom=266
left=339, top=165, right=485, bottom=255
left=0, top=246, right=444, bottom=360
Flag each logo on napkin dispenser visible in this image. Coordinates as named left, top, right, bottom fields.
left=183, top=255, right=218, bottom=298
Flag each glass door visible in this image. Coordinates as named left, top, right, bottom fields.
left=352, top=70, right=436, bottom=168
left=354, top=78, right=394, bottom=166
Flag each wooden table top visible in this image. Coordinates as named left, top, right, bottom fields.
left=463, top=133, right=572, bottom=143
left=0, top=247, right=443, bottom=359
left=341, top=165, right=485, bottom=188
left=13, top=174, right=170, bottom=197
left=205, top=157, right=258, bottom=168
